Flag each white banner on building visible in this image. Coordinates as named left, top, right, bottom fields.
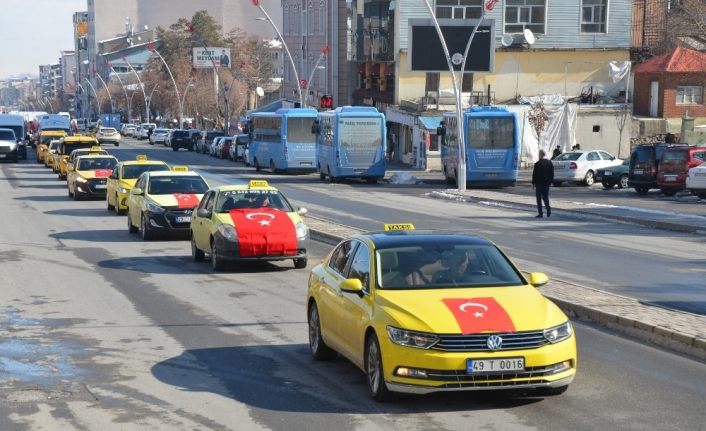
left=193, top=47, right=231, bottom=68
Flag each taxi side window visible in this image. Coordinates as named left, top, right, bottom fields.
left=135, top=175, right=146, bottom=190
left=348, top=242, right=371, bottom=291
left=110, top=168, right=119, bottom=180
left=587, top=152, right=600, bottom=161
left=328, top=240, right=357, bottom=276
left=200, top=191, right=216, bottom=211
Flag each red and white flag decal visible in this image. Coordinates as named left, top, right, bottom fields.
left=173, top=193, right=200, bottom=209
left=229, top=208, right=298, bottom=257
left=93, top=169, right=113, bottom=178
left=484, top=0, right=500, bottom=12
left=442, top=297, right=516, bottom=334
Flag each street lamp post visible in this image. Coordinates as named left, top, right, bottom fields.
left=122, top=57, right=149, bottom=122
left=84, top=78, right=101, bottom=116
left=146, top=84, right=159, bottom=125
left=108, top=65, right=132, bottom=122
left=95, top=71, right=114, bottom=113
left=303, top=45, right=330, bottom=107
left=43, top=95, right=55, bottom=113
left=252, top=1, right=304, bottom=107
left=146, top=43, right=183, bottom=128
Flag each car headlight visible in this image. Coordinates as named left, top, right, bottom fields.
left=295, top=221, right=309, bottom=239
left=146, top=201, right=165, bottom=214
left=76, top=176, right=88, bottom=183
left=387, top=326, right=439, bottom=349
left=119, top=187, right=129, bottom=194
left=543, top=321, right=573, bottom=344
left=218, top=224, right=238, bottom=241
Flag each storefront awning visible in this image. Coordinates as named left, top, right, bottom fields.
left=418, top=116, right=443, bottom=131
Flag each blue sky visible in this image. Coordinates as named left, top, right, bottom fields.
left=1, top=0, right=85, bottom=78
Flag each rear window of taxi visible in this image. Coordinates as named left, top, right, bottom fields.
left=147, top=176, right=208, bottom=194
left=123, top=164, right=169, bottom=179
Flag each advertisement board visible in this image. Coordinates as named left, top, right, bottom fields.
left=193, top=47, right=231, bottom=68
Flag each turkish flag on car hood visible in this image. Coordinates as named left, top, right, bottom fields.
left=93, top=169, right=113, bottom=178
left=229, top=208, right=298, bottom=257
left=173, top=193, right=200, bottom=209
left=442, top=297, right=516, bottom=334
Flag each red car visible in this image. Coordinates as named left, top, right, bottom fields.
left=657, top=146, right=706, bottom=196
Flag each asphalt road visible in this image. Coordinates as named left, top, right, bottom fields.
left=0, top=140, right=704, bottom=430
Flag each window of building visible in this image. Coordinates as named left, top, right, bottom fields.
left=676, top=86, right=703, bottom=105
left=462, top=73, right=473, bottom=92
left=308, top=1, right=315, bottom=35
left=504, top=0, right=546, bottom=34
left=425, top=73, right=440, bottom=92
left=436, top=0, right=483, bottom=19
left=291, top=4, right=299, bottom=36
left=581, top=0, right=607, bottom=33
left=319, top=1, right=326, bottom=35
left=283, top=6, right=289, bottom=35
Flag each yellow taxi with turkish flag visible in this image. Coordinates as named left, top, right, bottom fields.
left=56, top=136, right=102, bottom=180
left=307, top=225, right=577, bottom=401
left=35, top=130, right=67, bottom=164
left=190, top=180, right=309, bottom=271
left=67, top=153, right=118, bottom=200
left=106, top=155, right=170, bottom=215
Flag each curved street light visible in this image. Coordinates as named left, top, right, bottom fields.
left=122, top=57, right=149, bottom=122
left=147, top=42, right=183, bottom=128
left=108, top=64, right=132, bottom=122
left=95, top=70, right=115, bottom=113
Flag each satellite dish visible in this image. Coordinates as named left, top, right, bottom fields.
left=501, top=34, right=514, bottom=47
left=256, top=86, right=265, bottom=97
left=523, top=29, right=536, bottom=45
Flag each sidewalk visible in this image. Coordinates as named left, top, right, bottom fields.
left=305, top=216, right=706, bottom=361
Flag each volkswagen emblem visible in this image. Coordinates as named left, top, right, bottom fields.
left=486, top=335, right=503, bottom=350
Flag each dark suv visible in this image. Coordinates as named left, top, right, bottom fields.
left=628, top=143, right=688, bottom=194
left=170, top=129, right=194, bottom=151
left=199, top=130, right=225, bottom=154
left=657, top=146, right=706, bottom=196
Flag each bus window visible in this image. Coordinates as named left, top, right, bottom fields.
left=468, top=117, right=514, bottom=149
left=339, top=118, right=383, bottom=148
left=287, top=118, right=316, bottom=144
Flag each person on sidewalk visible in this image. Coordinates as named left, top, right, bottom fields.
left=552, top=145, right=562, bottom=160
left=532, top=149, right=554, bottom=218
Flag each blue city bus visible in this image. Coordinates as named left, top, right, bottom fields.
left=246, top=108, right=318, bottom=173
left=313, top=106, right=386, bottom=183
left=440, top=106, right=520, bottom=187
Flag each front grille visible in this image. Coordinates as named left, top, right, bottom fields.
left=433, top=330, right=548, bottom=352
left=0, top=147, right=12, bottom=154
left=164, top=209, right=193, bottom=229
left=86, top=178, right=108, bottom=193
left=422, top=362, right=570, bottom=383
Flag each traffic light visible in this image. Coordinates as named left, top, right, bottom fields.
left=320, top=95, right=333, bottom=109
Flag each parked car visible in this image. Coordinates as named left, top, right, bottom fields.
left=627, top=143, right=689, bottom=195
left=169, top=129, right=194, bottom=151
left=686, top=163, right=706, bottom=199
left=657, top=146, right=706, bottom=196
left=551, top=150, right=622, bottom=186
left=218, top=137, right=233, bottom=159
left=121, top=124, right=138, bottom=137
left=229, top=134, right=249, bottom=161
left=137, top=123, right=157, bottom=140
left=209, top=136, right=224, bottom=157
left=187, top=129, right=201, bottom=151
left=96, top=127, right=121, bottom=146
left=596, top=158, right=630, bottom=189
left=149, top=128, right=170, bottom=146
left=198, top=130, right=225, bottom=154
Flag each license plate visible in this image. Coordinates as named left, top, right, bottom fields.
left=697, top=173, right=706, bottom=177
left=467, top=357, right=524, bottom=373
left=633, top=169, right=644, bottom=175
left=484, top=173, right=499, bottom=177
left=0, top=154, right=5, bottom=158
left=94, top=184, right=106, bottom=189
left=354, top=169, right=366, bottom=173
left=300, top=162, right=312, bottom=166
left=604, top=171, right=612, bottom=176
left=175, top=216, right=191, bottom=223
left=665, top=175, right=677, bottom=182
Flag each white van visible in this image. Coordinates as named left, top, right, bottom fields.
left=0, top=114, right=27, bottom=160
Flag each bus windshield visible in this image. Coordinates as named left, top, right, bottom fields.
left=339, top=118, right=383, bottom=148
left=467, top=117, right=515, bottom=149
left=287, top=118, right=315, bottom=144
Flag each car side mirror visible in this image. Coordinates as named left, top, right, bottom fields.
left=297, top=207, right=308, bottom=216
left=340, top=278, right=364, bottom=296
left=131, top=188, right=144, bottom=196
left=196, top=208, right=212, bottom=218
left=528, top=272, right=549, bottom=288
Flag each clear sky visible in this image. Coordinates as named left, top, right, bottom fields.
left=0, top=0, right=86, bottom=79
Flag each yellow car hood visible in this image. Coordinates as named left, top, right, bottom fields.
left=120, top=179, right=138, bottom=189
left=376, top=285, right=565, bottom=334
left=147, top=193, right=204, bottom=208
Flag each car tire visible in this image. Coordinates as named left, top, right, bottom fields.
left=191, top=234, right=205, bottom=262
left=107, top=197, right=115, bottom=211
left=366, top=177, right=378, bottom=184
left=365, top=334, right=393, bottom=402
left=140, top=214, right=154, bottom=240
left=661, top=189, right=677, bottom=197
left=172, top=145, right=178, bottom=152
left=308, top=303, right=337, bottom=361
left=127, top=213, right=138, bottom=233
left=294, top=258, right=307, bottom=269
left=149, top=141, right=154, bottom=146
left=327, top=166, right=337, bottom=183
left=114, top=142, right=119, bottom=147
left=255, top=158, right=261, bottom=172
left=72, top=189, right=80, bottom=201
left=602, top=181, right=614, bottom=190
left=270, top=159, right=277, bottom=173
left=319, top=171, right=326, bottom=181
left=68, top=187, right=73, bottom=198
left=617, top=174, right=629, bottom=189
left=584, top=171, right=595, bottom=186
left=695, top=191, right=706, bottom=199
left=553, top=181, right=562, bottom=187
left=635, top=186, right=649, bottom=195
left=211, top=240, right=225, bottom=271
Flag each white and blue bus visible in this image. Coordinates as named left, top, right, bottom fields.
left=440, top=106, right=520, bottom=188
left=313, top=106, right=386, bottom=183
left=246, top=108, right=318, bottom=173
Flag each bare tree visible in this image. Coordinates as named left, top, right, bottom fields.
left=528, top=102, right=549, bottom=155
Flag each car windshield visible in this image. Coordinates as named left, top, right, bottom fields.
left=214, top=190, right=294, bottom=212
left=0, top=130, right=16, bottom=140
left=148, top=176, right=209, bottom=194
left=123, top=164, right=169, bottom=179
left=49, top=142, right=60, bottom=151
left=553, top=152, right=581, bottom=161
left=376, top=242, right=525, bottom=290
left=78, top=158, right=117, bottom=170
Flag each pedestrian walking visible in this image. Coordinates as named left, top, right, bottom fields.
left=532, top=149, right=554, bottom=218
left=551, top=145, right=562, bottom=160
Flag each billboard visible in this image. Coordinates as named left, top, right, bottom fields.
left=408, top=19, right=495, bottom=73
left=193, top=47, right=231, bottom=68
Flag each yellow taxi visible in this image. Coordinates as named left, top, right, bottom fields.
left=56, top=136, right=101, bottom=180
left=35, top=130, right=67, bottom=164
left=43, top=139, right=62, bottom=169
left=126, top=167, right=209, bottom=240
left=67, top=154, right=119, bottom=200
left=106, top=155, right=169, bottom=215
left=307, top=225, right=577, bottom=401
left=190, top=180, right=309, bottom=271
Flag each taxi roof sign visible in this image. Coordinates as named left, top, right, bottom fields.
left=383, top=223, right=416, bottom=231
left=248, top=180, right=269, bottom=188
left=136, top=155, right=148, bottom=161
left=171, top=166, right=189, bottom=172
left=90, top=146, right=103, bottom=151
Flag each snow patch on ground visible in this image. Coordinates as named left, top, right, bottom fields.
left=388, top=172, right=419, bottom=184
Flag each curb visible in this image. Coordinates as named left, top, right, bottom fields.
left=306, top=216, right=706, bottom=361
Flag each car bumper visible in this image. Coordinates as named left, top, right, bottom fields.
left=553, top=170, right=584, bottom=181
left=213, top=233, right=309, bottom=261
left=99, top=137, right=120, bottom=143
left=75, top=183, right=108, bottom=197
left=0, top=148, right=19, bottom=160
left=145, top=210, right=195, bottom=236
left=379, top=333, right=577, bottom=394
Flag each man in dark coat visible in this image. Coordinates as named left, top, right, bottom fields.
left=532, top=149, right=554, bottom=218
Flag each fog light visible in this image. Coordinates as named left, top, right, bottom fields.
left=149, top=219, right=163, bottom=228
left=395, top=367, right=428, bottom=378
